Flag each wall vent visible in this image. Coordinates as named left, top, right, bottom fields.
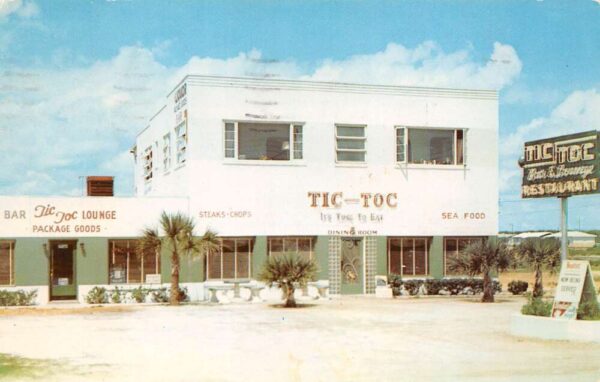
left=86, top=176, right=114, bottom=197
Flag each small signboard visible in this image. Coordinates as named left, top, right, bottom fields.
left=57, top=277, right=69, bottom=286
left=521, top=130, right=600, bottom=199
left=145, top=274, right=161, bottom=284
left=552, top=260, right=598, bottom=319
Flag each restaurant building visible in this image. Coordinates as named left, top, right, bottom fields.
left=0, top=75, right=498, bottom=303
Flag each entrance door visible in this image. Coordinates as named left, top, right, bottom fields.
left=50, top=241, right=77, bottom=300
left=340, top=237, right=363, bottom=294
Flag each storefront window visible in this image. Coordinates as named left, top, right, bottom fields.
left=268, top=237, right=314, bottom=261
left=223, top=122, right=303, bottom=161
left=388, top=237, right=429, bottom=276
left=0, top=241, right=14, bottom=285
left=396, top=127, right=465, bottom=165
left=207, top=238, right=253, bottom=280
left=108, top=240, right=160, bottom=284
left=444, top=237, right=484, bottom=275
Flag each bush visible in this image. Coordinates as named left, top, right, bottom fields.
left=508, top=280, right=528, bottom=295
left=151, top=288, right=169, bottom=303
left=110, top=287, right=122, bottom=304
left=388, top=275, right=501, bottom=296
left=0, top=289, right=38, bottom=306
left=131, top=286, right=148, bottom=303
left=577, top=300, right=600, bottom=320
left=521, top=298, right=552, bottom=317
left=85, top=286, right=108, bottom=304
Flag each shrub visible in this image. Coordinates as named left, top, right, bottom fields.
left=151, top=288, right=169, bottom=303
left=131, top=286, right=148, bottom=303
left=0, top=289, right=38, bottom=306
left=508, top=280, right=528, bottom=295
left=110, top=287, right=122, bottom=304
left=577, top=300, right=600, bottom=321
left=521, top=298, right=552, bottom=317
left=85, top=286, right=108, bottom=304
left=388, top=276, right=501, bottom=297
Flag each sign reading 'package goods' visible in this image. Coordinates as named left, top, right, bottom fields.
left=521, top=130, right=599, bottom=198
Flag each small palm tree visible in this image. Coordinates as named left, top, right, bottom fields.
left=258, top=253, right=318, bottom=308
left=140, top=211, right=220, bottom=305
left=515, top=238, right=560, bottom=298
left=448, top=238, right=511, bottom=303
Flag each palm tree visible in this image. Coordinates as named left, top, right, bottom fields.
left=448, top=238, right=511, bottom=303
left=258, top=253, right=318, bottom=308
left=140, top=211, right=220, bottom=305
left=515, top=238, right=560, bottom=298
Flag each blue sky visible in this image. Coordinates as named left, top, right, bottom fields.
left=0, top=0, right=599, bottom=231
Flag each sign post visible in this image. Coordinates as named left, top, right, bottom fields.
left=520, top=130, right=600, bottom=264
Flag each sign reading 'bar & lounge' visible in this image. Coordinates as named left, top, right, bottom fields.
left=521, top=130, right=600, bottom=198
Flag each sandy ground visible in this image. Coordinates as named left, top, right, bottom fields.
left=1, top=297, right=600, bottom=382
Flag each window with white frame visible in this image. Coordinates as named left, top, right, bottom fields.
left=163, top=133, right=171, bottom=172
left=0, top=241, right=15, bottom=285
left=108, top=240, right=160, bottom=284
left=175, top=121, right=187, bottom=165
left=336, top=125, right=366, bottom=163
left=268, top=237, right=314, bottom=261
left=223, top=122, right=303, bottom=161
left=396, top=127, right=465, bottom=165
left=444, top=237, right=484, bottom=276
left=388, top=237, right=429, bottom=276
left=143, top=146, right=153, bottom=182
left=207, top=238, right=253, bottom=280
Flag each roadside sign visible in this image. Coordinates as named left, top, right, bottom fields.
left=552, top=260, right=598, bottom=319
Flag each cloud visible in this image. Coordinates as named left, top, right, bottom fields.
left=0, top=0, right=38, bottom=18
left=1, top=41, right=522, bottom=196
left=499, top=88, right=600, bottom=194
left=306, top=41, right=521, bottom=90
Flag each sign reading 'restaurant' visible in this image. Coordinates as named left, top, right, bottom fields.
left=521, top=130, right=600, bottom=198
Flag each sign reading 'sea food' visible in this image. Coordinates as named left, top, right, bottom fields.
left=521, top=131, right=600, bottom=198
left=551, top=260, right=598, bottom=320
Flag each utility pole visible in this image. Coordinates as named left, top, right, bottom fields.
left=560, top=197, right=568, bottom=262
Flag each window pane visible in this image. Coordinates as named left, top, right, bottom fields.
left=408, top=129, right=455, bottom=165
left=298, top=238, right=312, bottom=260
left=337, top=139, right=365, bottom=150
left=0, top=242, right=12, bottom=285
left=269, top=238, right=283, bottom=256
left=337, top=151, right=365, bottom=162
left=235, top=240, right=250, bottom=279
left=414, top=239, right=427, bottom=275
left=388, top=239, right=402, bottom=275
left=224, top=123, right=235, bottom=158
left=222, top=240, right=235, bottom=279
left=207, top=251, right=221, bottom=279
left=142, top=249, right=159, bottom=282
left=337, top=126, right=365, bottom=137
left=128, top=246, right=142, bottom=284
left=109, top=241, right=128, bottom=284
left=283, top=238, right=298, bottom=253
left=457, top=130, right=464, bottom=165
left=396, top=128, right=405, bottom=162
left=293, top=125, right=303, bottom=160
left=401, top=239, right=414, bottom=276
left=238, top=123, right=290, bottom=160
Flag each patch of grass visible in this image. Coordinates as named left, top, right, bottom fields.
left=0, top=354, right=57, bottom=379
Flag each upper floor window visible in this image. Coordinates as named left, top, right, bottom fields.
left=336, top=125, right=366, bottom=163
left=396, top=127, right=465, bottom=165
left=0, top=240, right=14, bottom=285
left=163, top=133, right=171, bottom=172
left=175, top=122, right=187, bottom=165
left=223, top=122, right=303, bottom=161
left=143, top=146, right=153, bottom=182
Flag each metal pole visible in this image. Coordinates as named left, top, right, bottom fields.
left=560, top=197, right=568, bottom=262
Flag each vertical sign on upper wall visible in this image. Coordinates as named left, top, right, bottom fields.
left=521, top=131, right=599, bottom=198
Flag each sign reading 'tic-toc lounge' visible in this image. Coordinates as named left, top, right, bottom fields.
left=521, top=130, right=600, bottom=198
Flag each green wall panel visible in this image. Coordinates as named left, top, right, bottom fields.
left=314, top=236, right=329, bottom=280
left=77, top=238, right=109, bottom=285
left=251, top=236, right=267, bottom=279
left=159, top=244, right=204, bottom=284
left=429, top=236, right=444, bottom=279
left=376, top=236, right=387, bottom=276
left=12, top=238, right=48, bottom=286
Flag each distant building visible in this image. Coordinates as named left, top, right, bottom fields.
left=545, top=231, right=597, bottom=248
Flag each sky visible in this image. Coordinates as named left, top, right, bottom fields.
left=0, top=0, right=599, bottom=231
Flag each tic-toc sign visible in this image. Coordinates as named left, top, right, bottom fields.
left=308, top=192, right=397, bottom=208
left=521, top=131, right=600, bottom=198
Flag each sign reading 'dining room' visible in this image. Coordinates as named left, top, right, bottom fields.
left=521, top=130, right=600, bottom=198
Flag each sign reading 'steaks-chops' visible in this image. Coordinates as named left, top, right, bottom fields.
left=521, top=130, right=600, bottom=198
